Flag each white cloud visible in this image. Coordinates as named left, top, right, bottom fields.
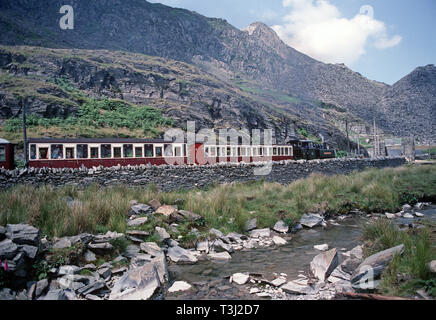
left=272, top=0, right=402, bottom=65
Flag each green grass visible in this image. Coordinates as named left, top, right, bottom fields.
left=1, top=165, right=435, bottom=240
left=362, top=219, right=436, bottom=297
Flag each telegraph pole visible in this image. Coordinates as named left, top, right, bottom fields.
left=345, top=118, right=350, bottom=156
left=22, top=98, right=28, bottom=168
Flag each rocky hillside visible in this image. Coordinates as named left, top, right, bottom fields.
left=0, top=45, right=352, bottom=148
left=0, top=0, right=435, bottom=143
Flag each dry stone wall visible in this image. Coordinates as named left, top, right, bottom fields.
left=0, top=157, right=406, bottom=192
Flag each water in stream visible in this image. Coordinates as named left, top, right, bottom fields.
left=165, top=205, right=436, bottom=300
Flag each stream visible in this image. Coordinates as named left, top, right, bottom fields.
left=165, top=205, right=436, bottom=300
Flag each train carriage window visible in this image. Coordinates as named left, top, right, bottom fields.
left=135, top=147, right=143, bottom=158
left=237, top=147, right=241, bottom=156
left=77, top=144, right=88, bottom=159
left=253, top=148, right=258, bottom=157
left=241, top=147, right=246, bottom=156
left=227, top=147, right=231, bottom=156
left=183, top=144, right=186, bottom=157
left=216, top=147, right=220, bottom=157
left=51, top=144, right=63, bottom=159
left=66, top=148, right=74, bottom=159
left=263, top=147, right=268, bottom=156
left=164, top=144, right=173, bottom=157
left=285, top=148, right=289, bottom=156
left=205, top=147, right=209, bottom=157
left=210, top=147, right=216, bottom=157
left=174, top=146, right=182, bottom=157
left=39, top=148, right=49, bottom=160
left=0, top=146, right=5, bottom=161
left=90, top=147, right=98, bottom=159
left=145, top=145, right=154, bottom=157
left=101, top=144, right=112, bottom=158
left=30, top=145, right=36, bottom=160
left=123, top=144, right=133, bottom=158
left=113, top=147, right=122, bottom=158
left=232, top=147, right=236, bottom=157
left=273, top=147, right=277, bottom=156
left=155, top=146, right=163, bottom=158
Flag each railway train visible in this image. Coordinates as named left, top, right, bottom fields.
left=0, top=137, right=336, bottom=170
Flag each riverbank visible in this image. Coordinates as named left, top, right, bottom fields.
left=1, top=164, right=435, bottom=240
left=0, top=164, right=435, bottom=300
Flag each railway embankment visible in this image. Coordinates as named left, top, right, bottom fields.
left=0, top=157, right=406, bottom=191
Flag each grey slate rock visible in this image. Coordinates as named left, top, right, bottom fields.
left=6, top=224, right=40, bottom=246
left=0, top=239, right=19, bottom=260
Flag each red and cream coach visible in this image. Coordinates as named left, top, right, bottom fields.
left=0, top=138, right=15, bottom=170
left=27, top=138, right=295, bottom=168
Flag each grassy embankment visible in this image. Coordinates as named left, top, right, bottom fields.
left=362, top=219, right=436, bottom=298
left=0, top=164, right=435, bottom=243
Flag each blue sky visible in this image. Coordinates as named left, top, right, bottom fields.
left=148, top=0, right=436, bottom=85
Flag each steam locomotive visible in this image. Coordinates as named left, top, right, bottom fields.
left=0, top=137, right=336, bottom=170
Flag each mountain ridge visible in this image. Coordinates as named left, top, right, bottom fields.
left=0, top=0, right=434, bottom=143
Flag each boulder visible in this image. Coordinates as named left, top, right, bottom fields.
left=300, top=214, right=324, bottom=228
left=84, top=250, right=97, bottom=263
left=35, top=279, right=49, bottom=298
left=155, top=227, right=170, bottom=241
left=148, top=199, right=162, bottom=211
left=6, top=224, right=40, bottom=246
left=314, top=244, right=329, bottom=251
left=140, top=242, right=162, bottom=257
left=126, top=230, right=150, bottom=239
left=414, top=212, right=425, bottom=218
left=231, top=273, right=249, bottom=285
left=178, top=210, right=203, bottom=222
left=249, top=228, right=270, bottom=238
left=385, top=213, right=396, bottom=219
left=77, top=281, right=106, bottom=296
left=403, top=213, right=414, bottom=219
left=167, top=246, right=198, bottom=264
left=196, top=240, right=209, bottom=253
left=155, top=205, right=177, bottom=217
left=53, top=238, right=72, bottom=250
left=244, top=218, right=257, bottom=232
left=18, top=244, right=38, bottom=259
left=273, top=220, right=289, bottom=233
left=127, top=217, right=148, bottom=227
left=41, top=289, right=68, bottom=300
left=88, top=242, right=114, bottom=254
left=272, top=236, right=287, bottom=246
left=281, top=281, right=316, bottom=295
left=271, top=278, right=287, bottom=287
left=109, top=264, right=161, bottom=300
left=130, top=204, right=153, bottom=216
left=429, top=260, right=436, bottom=273
left=351, top=244, right=405, bottom=288
left=402, top=204, right=412, bottom=211
left=310, top=248, right=339, bottom=281
left=212, top=239, right=233, bottom=253
left=209, top=228, right=224, bottom=239
left=0, top=239, right=19, bottom=260
left=168, top=281, right=192, bottom=293
left=58, top=265, right=80, bottom=276
left=208, top=252, right=232, bottom=260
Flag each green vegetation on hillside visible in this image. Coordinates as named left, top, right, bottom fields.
left=2, top=75, right=174, bottom=140
left=1, top=165, right=435, bottom=240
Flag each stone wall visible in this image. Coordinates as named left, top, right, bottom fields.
left=0, top=157, right=406, bottom=192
